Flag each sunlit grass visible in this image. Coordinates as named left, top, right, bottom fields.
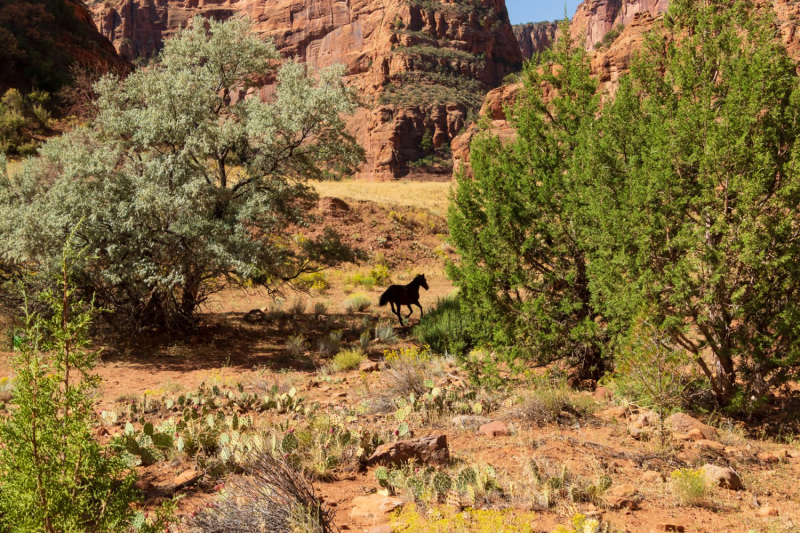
left=310, top=179, right=453, bottom=215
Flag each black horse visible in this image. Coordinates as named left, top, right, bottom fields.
left=379, top=274, right=429, bottom=325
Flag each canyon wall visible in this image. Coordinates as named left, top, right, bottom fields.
left=87, top=0, right=522, bottom=180
left=570, top=0, right=668, bottom=50
left=513, top=21, right=558, bottom=60
left=0, top=0, right=124, bottom=94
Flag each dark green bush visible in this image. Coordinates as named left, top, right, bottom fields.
left=414, top=295, right=476, bottom=357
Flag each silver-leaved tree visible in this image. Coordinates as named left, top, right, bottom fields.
left=0, top=16, right=364, bottom=331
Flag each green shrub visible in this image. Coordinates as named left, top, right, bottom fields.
left=345, top=293, right=372, bottom=313
left=298, top=271, right=329, bottom=293
left=516, top=379, right=596, bottom=425
left=670, top=468, right=710, bottom=506
left=607, top=314, right=702, bottom=415
left=329, top=349, right=366, bottom=372
left=414, top=295, right=475, bottom=357
left=0, top=239, right=174, bottom=532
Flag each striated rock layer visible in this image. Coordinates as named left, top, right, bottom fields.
left=87, top=0, right=522, bottom=180
left=570, top=0, right=668, bottom=50
left=513, top=21, right=559, bottom=60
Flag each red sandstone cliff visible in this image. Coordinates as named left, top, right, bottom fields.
left=87, top=0, right=522, bottom=180
left=0, top=0, right=124, bottom=94
left=514, top=21, right=558, bottom=60
left=570, top=0, right=668, bottom=50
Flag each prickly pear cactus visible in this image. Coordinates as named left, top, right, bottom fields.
left=432, top=472, right=452, bottom=495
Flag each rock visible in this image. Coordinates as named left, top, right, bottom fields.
left=596, top=406, right=627, bottom=421
left=629, top=409, right=660, bottom=439
left=702, top=464, right=743, bottom=490
left=243, top=309, right=266, bottom=324
left=759, top=506, right=779, bottom=517
left=479, top=420, right=510, bottom=437
left=675, top=428, right=705, bottom=442
left=367, top=526, right=394, bottom=533
left=88, top=0, right=523, bottom=182
left=359, top=360, right=381, bottom=373
left=666, top=412, right=718, bottom=441
left=515, top=21, right=558, bottom=60
left=349, top=494, right=404, bottom=523
left=642, top=470, right=665, bottom=482
left=693, top=439, right=725, bottom=452
left=653, top=525, right=686, bottom=532
left=366, top=434, right=449, bottom=467
left=758, top=452, right=780, bottom=463
left=172, top=469, right=202, bottom=488
left=604, top=483, right=639, bottom=510
left=95, top=426, right=109, bottom=437
left=594, top=386, right=614, bottom=402
left=451, top=415, right=491, bottom=428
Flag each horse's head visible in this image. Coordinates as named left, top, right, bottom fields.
left=416, top=274, right=429, bottom=290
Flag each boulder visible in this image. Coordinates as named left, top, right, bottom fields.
left=594, top=386, right=614, bottom=402
left=693, top=439, right=725, bottom=452
left=359, top=360, right=381, bottom=373
left=666, top=412, right=718, bottom=441
left=366, top=434, right=449, bottom=467
left=243, top=309, right=266, bottom=324
left=349, top=494, right=404, bottom=523
left=702, top=464, right=743, bottom=490
left=479, top=420, right=510, bottom=437
left=604, top=483, right=639, bottom=509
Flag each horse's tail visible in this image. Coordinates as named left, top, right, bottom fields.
left=379, top=288, right=391, bottom=307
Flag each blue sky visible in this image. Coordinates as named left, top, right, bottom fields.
left=506, top=0, right=582, bottom=25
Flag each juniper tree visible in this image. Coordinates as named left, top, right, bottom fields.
left=0, top=16, right=364, bottom=331
left=584, top=0, right=800, bottom=406
left=448, top=20, right=606, bottom=379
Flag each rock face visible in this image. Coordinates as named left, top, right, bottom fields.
left=513, top=21, right=558, bottom=60
left=88, top=0, right=522, bottom=180
left=570, top=0, right=669, bottom=51
left=0, top=0, right=125, bottom=94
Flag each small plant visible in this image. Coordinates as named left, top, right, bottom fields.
left=516, top=379, right=596, bottom=425
left=313, top=301, right=328, bottom=316
left=328, top=349, right=366, bottom=372
left=414, top=296, right=475, bottom=356
left=375, top=320, right=398, bottom=343
left=359, top=330, right=371, bottom=351
left=670, top=468, right=710, bottom=506
left=345, top=293, right=372, bottom=314
left=192, top=451, right=337, bottom=532
left=288, top=297, right=307, bottom=315
left=285, top=335, right=307, bottom=359
left=318, top=330, right=343, bottom=357
left=297, top=271, right=329, bottom=293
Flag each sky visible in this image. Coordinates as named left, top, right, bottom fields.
left=506, top=0, right=583, bottom=25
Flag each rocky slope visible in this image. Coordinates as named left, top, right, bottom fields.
left=0, top=0, right=124, bottom=94
left=513, top=21, right=558, bottom=60
left=87, top=0, right=522, bottom=180
left=570, top=0, right=668, bottom=50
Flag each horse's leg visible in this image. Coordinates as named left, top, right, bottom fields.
left=406, top=305, right=414, bottom=318
left=393, top=306, right=405, bottom=326
left=416, top=302, right=424, bottom=318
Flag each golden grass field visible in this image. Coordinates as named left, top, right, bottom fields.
left=311, top=179, right=454, bottom=216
